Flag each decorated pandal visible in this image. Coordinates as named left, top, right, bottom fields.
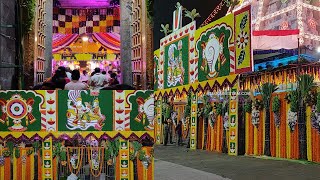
left=154, top=3, right=320, bottom=163
left=52, top=32, right=121, bottom=74
left=0, top=90, right=154, bottom=179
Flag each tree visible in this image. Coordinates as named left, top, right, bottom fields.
left=259, top=83, right=278, bottom=156
left=296, top=74, right=315, bottom=160
left=184, top=9, right=201, bottom=22
left=160, top=24, right=172, bottom=37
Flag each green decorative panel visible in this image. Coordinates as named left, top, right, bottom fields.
left=0, top=91, right=43, bottom=132
left=58, top=90, right=113, bottom=131
left=128, top=90, right=154, bottom=131
left=195, top=14, right=234, bottom=81
left=154, top=52, right=159, bottom=91
left=164, top=35, right=189, bottom=88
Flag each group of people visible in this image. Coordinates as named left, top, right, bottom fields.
left=35, top=66, right=120, bottom=90
left=163, top=118, right=183, bottom=146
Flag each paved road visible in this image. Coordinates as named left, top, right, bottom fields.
left=154, top=144, right=320, bottom=180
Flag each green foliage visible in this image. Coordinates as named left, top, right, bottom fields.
left=306, top=91, right=317, bottom=107
left=272, top=96, right=281, bottom=113
left=105, top=138, right=120, bottom=161
left=244, top=102, right=252, bottom=113
left=253, top=98, right=263, bottom=110
left=214, top=103, right=223, bottom=116
left=160, top=24, right=172, bottom=36
left=15, top=148, right=20, bottom=158
left=317, top=93, right=320, bottom=113
left=52, top=142, right=62, bottom=158
left=129, top=141, right=143, bottom=161
left=26, top=148, right=34, bottom=156
left=184, top=9, right=200, bottom=21
left=297, top=74, right=315, bottom=101
left=184, top=93, right=192, bottom=118
left=288, top=90, right=299, bottom=112
left=138, top=150, right=147, bottom=161
left=259, top=83, right=278, bottom=108
left=21, top=0, right=36, bottom=33
left=162, top=102, right=172, bottom=120
left=203, top=96, right=213, bottom=119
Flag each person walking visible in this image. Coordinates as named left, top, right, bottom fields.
left=175, top=121, right=183, bottom=146
left=168, top=118, right=174, bottom=144
left=163, top=118, right=170, bottom=146
left=64, top=70, right=88, bottom=90
left=109, top=73, right=119, bottom=86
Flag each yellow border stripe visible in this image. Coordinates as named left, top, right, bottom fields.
left=254, top=126, right=258, bottom=155
left=276, top=127, right=280, bottom=158
left=286, top=103, right=291, bottom=159
left=31, top=152, right=34, bottom=180
left=22, top=149, right=26, bottom=180
left=245, top=113, right=249, bottom=154
left=306, top=106, right=312, bottom=161
left=13, top=155, right=17, bottom=180
left=0, top=149, right=4, bottom=180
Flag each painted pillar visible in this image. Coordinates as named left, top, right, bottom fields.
left=156, top=97, right=162, bottom=144
left=190, top=93, right=198, bottom=150
left=42, top=137, right=53, bottom=180
left=228, top=84, right=238, bottom=155
left=119, top=139, right=130, bottom=180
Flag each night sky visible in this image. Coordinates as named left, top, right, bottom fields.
left=153, top=0, right=228, bottom=50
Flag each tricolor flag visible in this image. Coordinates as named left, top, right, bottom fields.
left=252, top=30, right=300, bottom=50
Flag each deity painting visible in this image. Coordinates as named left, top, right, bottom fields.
left=167, top=41, right=184, bottom=87
left=163, top=36, right=189, bottom=88
left=66, top=90, right=106, bottom=130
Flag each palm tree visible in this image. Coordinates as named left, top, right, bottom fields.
left=296, top=74, right=315, bottom=160
left=259, top=83, right=278, bottom=156
left=160, top=24, right=172, bottom=37
left=184, top=9, right=201, bottom=22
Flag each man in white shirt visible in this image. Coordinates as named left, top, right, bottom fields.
left=90, top=68, right=108, bottom=90
left=65, top=70, right=88, bottom=90
left=65, top=67, right=72, bottom=80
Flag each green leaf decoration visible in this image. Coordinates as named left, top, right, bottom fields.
left=272, top=96, right=281, bottom=113
left=316, top=93, right=320, bottom=113
left=244, top=102, right=252, bottom=113
left=21, top=0, right=37, bottom=34
left=259, top=83, right=278, bottom=108
left=240, top=14, right=248, bottom=30
left=15, top=148, right=20, bottom=158
left=289, top=90, right=299, bottom=112
left=237, top=50, right=246, bottom=65
left=184, top=9, right=200, bottom=21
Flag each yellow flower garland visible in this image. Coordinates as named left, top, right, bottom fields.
left=88, top=147, right=104, bottom=177
left=66, top=147, right=84, bottom=175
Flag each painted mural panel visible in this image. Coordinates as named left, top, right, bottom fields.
left=127, top=90, right=154, bottom=131
left=195, top=13, right=235, bottom=82
left=234, top=5, right=253, bottom=74
left=159, top=22, right=196, bottom=89
left=164, top=35, right=189, bottom=88
left=57, top=90, right=114, bottom=131
left=0, top=91, right=45, bottom=132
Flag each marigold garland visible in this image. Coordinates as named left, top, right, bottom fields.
left=88, top=147, right=104, bottom=177
left=66, top=147, right=84, bottom=175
